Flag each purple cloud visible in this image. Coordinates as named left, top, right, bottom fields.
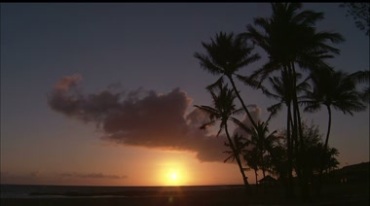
left=47, top=75, right=227, bottom=162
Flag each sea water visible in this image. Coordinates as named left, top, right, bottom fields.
left=0, top=184, right=243, bottom=199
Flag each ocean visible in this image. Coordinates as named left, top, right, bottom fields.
left=0, top=184, right=245, bottom=199
left=2, top=184, right=367, bottom=206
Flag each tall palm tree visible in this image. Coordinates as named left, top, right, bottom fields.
left=260, top=69, right=309, bottom=196
left=240, top=3, right=344, bottom=199
left=303, top=69, right=366, bottom=151
left=302, top=68, right=366, bottom=192
left=242, top=2, right=344, bottom=147
left=194, top=32, right=260, bottom=129
left=242, top=3, right=344, bottom=82
left=194, top=82, right=249, bottom=187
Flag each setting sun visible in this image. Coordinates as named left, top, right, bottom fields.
left=157, top=160, right=190, bottom=186
left=169, top=172, right=178, bottom=181
left=166, top=169, right=182, bottom=185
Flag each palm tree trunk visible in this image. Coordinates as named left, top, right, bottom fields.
left=286, top=101, right=294, bottom=198
left=228, top=75, right=258, bottom=129
left=224, top=123, right=250, bottom=190
left=292, top=82, right=302, bottom=183
left=291, top=64, right=309, bottom=201
left=317, top=105, right=332, bottom=196
left=283, top=66, right=295, bottom=199
left=261, top=143, right=266, bottom=179
left=323, top=105, right=332, bottom=162
left=255, top=169, right=259, bottom=190
left=291, top=64, right=304, bottom=148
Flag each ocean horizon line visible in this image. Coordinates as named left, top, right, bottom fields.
left=0, top=183, right=249, bottom=199
left=0, top=183, right=246, bottom=188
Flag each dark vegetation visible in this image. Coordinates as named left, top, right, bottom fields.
left=194, top=2, right=369, bottom=202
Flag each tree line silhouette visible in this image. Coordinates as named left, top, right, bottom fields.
left=193, top=3, right=368, bottom=201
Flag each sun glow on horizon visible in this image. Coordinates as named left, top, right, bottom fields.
left=169, top=171, right=178, bottom=181
left=157, top=161, right=190, bottom=186
left=165, top=169, right=182, bottom=185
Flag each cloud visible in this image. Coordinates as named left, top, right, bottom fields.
left=0, top=171, right=128, bottom=185
left=0, top=171, right=40, bottom=179
left=59, top=172, right=127, bottom=179
left=48, top=75, right=228, bottom=162
left=0, top=171, right=47, bottom=185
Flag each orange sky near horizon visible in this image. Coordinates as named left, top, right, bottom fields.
left=1, top=138, right=247, bottom=186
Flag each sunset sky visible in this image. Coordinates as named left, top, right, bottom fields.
left=1, top=3, right=369, bottom=186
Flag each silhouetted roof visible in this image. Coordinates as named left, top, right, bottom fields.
left=340, top=162, right=369, bottom=173
left=258, top=175, right=277, bottom=183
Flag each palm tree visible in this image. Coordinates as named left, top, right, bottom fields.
left=232, top=112, right=281, bottom=188
left=240, top=3, right=344, bottom=199
left=194, top=82, right=249, bottom=188
left=194, top=32, right=260, bottom=129
left=235, top=120, right=279, bottom=175
left=223, top=133, right=252, bottom=188
left=242, top=3, right=344, bottom=81
left=303, top=68, right=366, bottom=153
left=349, top=70, right=370, bottom=103
left=260, top=69, right=309, bottom=196
left=263, top=70, right=309, bottom=117
left=302, top=68, right=366, bottom=192
left=243, top=146, right=260, bottom=188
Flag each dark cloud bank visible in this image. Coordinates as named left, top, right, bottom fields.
left=47, top=74, right=234, bottom=162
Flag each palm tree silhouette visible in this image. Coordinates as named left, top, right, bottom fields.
left=194, top=82, right=250, bottom=188
left=240, top=3, right=344, bottom=199
left=302, top=68, right=366, bottom=193
left=194, top=32, right=260, bottom=130
left=242, top=144, right=260, bottom=187
left=233, top=116, right=279, bottom=178
left=262, top=70, right=309, bottom=189
left=263, top=70, right=309, bottom=119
